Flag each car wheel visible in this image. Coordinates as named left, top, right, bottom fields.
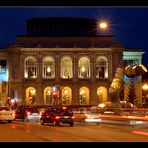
left=40, top=119, right=44, bottom=125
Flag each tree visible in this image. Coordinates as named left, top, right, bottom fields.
left=127, top=80, right=138, bottom=106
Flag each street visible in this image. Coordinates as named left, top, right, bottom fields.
left=0, top=120, right=148, bottom=142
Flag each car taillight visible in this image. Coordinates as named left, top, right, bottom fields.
left=55, top=116, right=60, bottom=120
left=62, top=106, right=66, bottom=110
left=84, top=114, right=88, bottom=118
left=71, top=116, right=74, bottom=119
left=12, top=113, right=15, bottom=116
left=27, top=112, right=31, bottom=116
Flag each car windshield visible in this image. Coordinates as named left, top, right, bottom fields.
left=57, top=108, right=73, bottom=116
left=0, top=107, right=10, bottom=111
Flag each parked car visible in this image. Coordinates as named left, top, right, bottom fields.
left=40, top=107, right=74, bottom=126
left=15, top=106, right=41, bottom=121
left=0, top=106, right=15, bottom=123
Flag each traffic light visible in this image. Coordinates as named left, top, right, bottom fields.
left=53, top=92, right=56, bottom=96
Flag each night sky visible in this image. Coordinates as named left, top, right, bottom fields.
left=0, top=6, right=148, bottom=68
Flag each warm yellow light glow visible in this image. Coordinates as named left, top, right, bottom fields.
left=99, top=21, right=108, bottom=29
left=47, top=66, right=51, bottom=72
left=30, top=89, right=35, bottom=94
left=47, top=90, right=51, bottom=94
left=142, top=84, right=148, bottom=90
left=80, top=90, right=85, bottom=95
left=81, top=67, right=85, bottom=72
left=98, top=89, right=102, bottom=95
left=98, top=103, right=105, bottom=108
left=64, top=89, right=68, bottom=95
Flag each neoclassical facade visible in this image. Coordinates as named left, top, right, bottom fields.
left=0, top=17, right=144, bottom=107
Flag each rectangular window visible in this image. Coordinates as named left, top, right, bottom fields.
left=0, top=60, right=7, bottom=81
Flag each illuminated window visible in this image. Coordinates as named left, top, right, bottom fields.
left=24, top=57, right=37, bottom=79
left=79, top=87, right=89, bottom=105
left=0, top=60, right=7, bottom=81
left=61, top=57, right=73, bottom=79
left=26, top=87, right=36, bottom=105
left=62, top=87, right=72, bottom=105
left=96, top=57, right=108, bottom=79
left=78, top=57, right=90, bottom=78
left=45, top=87, right=53, bottom=105
left=43, top=57, right=55, bottom=78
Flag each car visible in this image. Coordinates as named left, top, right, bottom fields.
left=0, top=106, right=15, bottom=123
left=73, top=108, right=87, bottom=122
left=15, top=106, right=41, bottom=121
left=84, top=108, right=101, bottom=124
left=40, top=107, right=74, bottom=126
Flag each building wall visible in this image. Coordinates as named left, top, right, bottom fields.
left=7, top=46, right=123, bottom=106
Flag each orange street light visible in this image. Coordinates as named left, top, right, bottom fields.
left=97, top=21, right=109, bottom=35
left=142, top=84, right=148, bottom=91
left=99, top=21, right=108, bottom=30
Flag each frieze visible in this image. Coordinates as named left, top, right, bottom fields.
left=20, top=47, right=112, bottom=52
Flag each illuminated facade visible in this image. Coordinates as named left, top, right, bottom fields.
left=0, top=17, right=144, bottom=107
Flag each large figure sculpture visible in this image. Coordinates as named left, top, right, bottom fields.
left=109, top=59, right=147, bottom=110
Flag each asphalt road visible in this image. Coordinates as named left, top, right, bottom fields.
left=0, top=120, right=148, bottom=142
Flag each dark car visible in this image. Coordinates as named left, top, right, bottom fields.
left=15, top=106, right=41, bottom=121
left=40, top=107, right=74, bottom=126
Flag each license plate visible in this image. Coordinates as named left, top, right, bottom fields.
left=32, top=113, right=38, bottom=116
left=63, top=116, right=69, bottom=119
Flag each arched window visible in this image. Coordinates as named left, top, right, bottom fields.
left=24, top=57, right=37, bottom=79
left=61, top=87, right=72, bottom=105
left=61, top=57, right=73, bottom=79
left=44, top=87, right=53, bottom=105
left=78, top=57, right=90, bottom=78
left=79, top=87, right=89, bottom=105
left=26, top=87, right=36, bottom=105
left=43, top=57, right=55, bottom=78
left=96, top=57, right=108, bottom=79
left=97, top=86, right=107, bottom=103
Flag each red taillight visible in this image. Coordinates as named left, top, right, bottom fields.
left=55, top=116, right=60, bottom=120
left=72, top=116, right=74, bottom=119
left=62, top=106, right=66, bottom=110
left=27, top=112, right=31, bottom=116
left=12, top=113, right=15, bottom=116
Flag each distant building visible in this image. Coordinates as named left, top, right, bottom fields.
left=0, top=17, right=145, bottom=107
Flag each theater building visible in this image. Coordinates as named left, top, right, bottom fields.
left=0, top=17, right=144, bottom=107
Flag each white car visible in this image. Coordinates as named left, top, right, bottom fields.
left=0, top=106, right=15, bottom=123
left=84, top=108, right=101, bottom=124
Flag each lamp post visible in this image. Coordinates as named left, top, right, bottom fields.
left=97, top=21, right=109, bottom=35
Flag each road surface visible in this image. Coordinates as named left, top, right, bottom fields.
left=0, top=120, right=148, bottom=142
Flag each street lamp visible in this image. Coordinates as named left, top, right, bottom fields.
left=99, top=21, right=108, bottom=30
left=97, top=20, right=109, bottom=35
